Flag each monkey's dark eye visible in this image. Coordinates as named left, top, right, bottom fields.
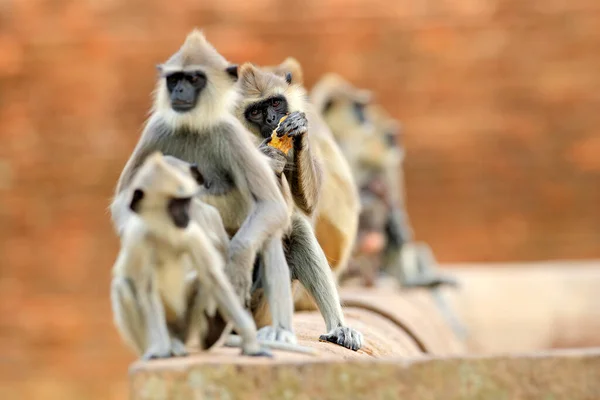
left=250, top=109, right=260, bottom=116
left=272, top=99, right=281, bottom=107
left=166, top=75, right=179, bottom=91
left=353, top=102, right=366, bottom=124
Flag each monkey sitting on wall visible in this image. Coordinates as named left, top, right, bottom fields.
left=253, top=58, right=361, bottom=289
left=310, top=74, right=457, bottom=290
left=231, top=62, right=363, bottom=351
left=110, top=152, right=272, bottom=359
left=110, top=29, right=297, bottom=345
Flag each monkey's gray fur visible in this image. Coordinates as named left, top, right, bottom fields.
left=110, top=29, right=297, bottom=345
left=235, top=62, right=363, bottom=351
left=110, top=152, right=272, bottom=359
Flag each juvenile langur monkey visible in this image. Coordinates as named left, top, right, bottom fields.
left=110, top=29, right=296, bottom=345
left=233, top=62, right=363, bottom=351
left=110, top=152, right=270, bottom=359
left=251, top=59, right=361, bottom=308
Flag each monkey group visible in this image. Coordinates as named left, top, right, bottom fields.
left=108, top=28, right=460, bottom=361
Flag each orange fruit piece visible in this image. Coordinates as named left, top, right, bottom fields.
left=268, top=115, right=293, bottom=155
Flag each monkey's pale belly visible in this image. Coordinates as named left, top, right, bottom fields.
left=155, top=257, right=188, bottom=319
left=200, top=189, right=252, bottom=233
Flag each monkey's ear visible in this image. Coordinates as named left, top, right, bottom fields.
left=225, top=64, right=239, bottom=80
left=130, top=189, right=145, bottom=212
left=285, top=72, right=292, bottom=85
left=189, top=164, right=204, bottom=185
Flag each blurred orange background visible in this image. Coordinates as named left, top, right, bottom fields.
left=1, top=0, right=599, bottom=399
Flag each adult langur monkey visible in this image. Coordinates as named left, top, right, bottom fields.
left=310, top=73, right=456, bottom=288
left=235, top=58, right=361, bottom=312
left=231, top=62, right=363, bottom=351
left=109, top=29, right=297, bottom=345
left=311, top=74, right=467, bottom=339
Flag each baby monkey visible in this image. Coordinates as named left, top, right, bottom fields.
left=110, top=152, right=314, bottom=359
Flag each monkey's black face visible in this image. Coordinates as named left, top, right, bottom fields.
left=165, top=71, right=206, bottom=113
left=245, top=96, right=288, bottom=138
left=385, top=131, right=398, bottom=147
left=167, top=197, right=192, bottom=229
left=323, top=99, right=367, bottom=126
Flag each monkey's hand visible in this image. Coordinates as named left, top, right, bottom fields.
left=275, top=111, right=308, bottom=147
left=224, top=258, right=253, bottom=307
left=142, top=337, right=188, bottom=360
left=259, top=137, right=288, bottom=175
left=319, top=325, right=363, bottom=352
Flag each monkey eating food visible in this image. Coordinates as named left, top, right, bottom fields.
left=234, top=62, right=363, bottom=351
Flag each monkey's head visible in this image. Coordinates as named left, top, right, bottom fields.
left=128, top=152, right=202, bottom=230
left=154, top=29, right=240, bottom=129
left=234, top=58, right=308, bottom=139
left=366, top=104, right=404, bottom=151
left=310, top=73, right=374, bottom=144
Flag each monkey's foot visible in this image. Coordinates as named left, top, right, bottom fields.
left=141, top=344, right=174, bottom=361
left=257, top=326, right=298, bottom=344
left=319, top=326, right=363, bottom=351
left=141, top=339, right=189, bottom=360
left=275, top=111, right=308, bottom=142
left=242, top=346, right=273, bottom=358
left=169, top=338, right=189, bottom=357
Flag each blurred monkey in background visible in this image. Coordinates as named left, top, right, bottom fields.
left=233, top=61, right=363, bottom=351
left=310, top=74, right=458, bottom=291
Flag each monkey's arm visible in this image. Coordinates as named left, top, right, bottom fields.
left=258, top=139, right=288, bottom=176
left=114, top=121, right=162, bottom=195
left=184, top=224, right=267, bottom=356
left=110, top=124, right=162, bottom=233
left=228, top=130, right=289, bottom=244
left=111, top=220, right=172, bottom=359
left=277, top=112, right=323, bottom=216
left=226, top=128, right=294, bottom=334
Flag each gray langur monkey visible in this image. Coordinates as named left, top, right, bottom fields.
left=111, top=153, right=317, bottom=359
left=110, top=152, right=270, bottom=359
left=233, top=62, right=363, bottom=351
left=311, top=75, right=466, bottom=340
left=109, top=29, right=297, bottom=345
left=311, top=74, right=457, bottom=289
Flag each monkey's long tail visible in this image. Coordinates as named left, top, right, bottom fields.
left=224, top=334, right=318, bottom=355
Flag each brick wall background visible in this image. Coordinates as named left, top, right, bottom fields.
left=1, top=0, right=599, bottom=399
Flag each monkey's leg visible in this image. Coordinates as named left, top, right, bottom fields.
left=256, top=235, right=297, bottom=344
left=185, top=226, right=271, bottom=357
left=138, top=275, right=175, bottom=360
left=110, top=236, right=173, bottom=360
left=288, top=214, right=363, bottom=351
left=277, top=111, right=322, bottom=215
left=111, top=276, right=147, bottom=355
left=226, top=200, right=288, bottom=307
left=165, top=272, right=202, bottom=357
